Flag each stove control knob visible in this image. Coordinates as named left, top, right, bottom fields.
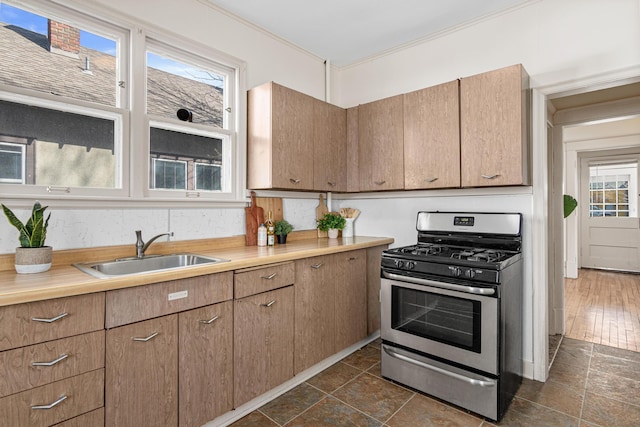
left=448, top=266, right=462, bottom=277
left=394, top=260, right=405, bottom=268
left=405, top=261, right=416, bottom=270
left=465, top=269, right=476, bottom=279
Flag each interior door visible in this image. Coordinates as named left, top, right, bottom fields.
left=580, top=156, right=640, bottom=271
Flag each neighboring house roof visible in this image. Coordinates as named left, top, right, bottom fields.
left=0, top=22, right=223, bottom=126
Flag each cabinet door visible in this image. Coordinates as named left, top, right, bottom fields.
left=294, top=255, right=335, bottom=374
left=334, top=250, right=367, bottom=351
left=272, top=83, right=315, bottom=190
left=234, top=286, right=294, bottom=407
left=346, top=106, right=360, bottom=192
left=460, top=64, right=530, bottom=187
left=106, top=315, right=178, bottom=427
left=358, top=94, right=404, bottom=191
left=404, top=80, right=460, bottom=189
left=314, top=99, right=346, bottom=192
left=179, top=301, right=233, bottom=427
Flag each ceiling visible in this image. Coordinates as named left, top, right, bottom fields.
left=206, top=0, right=533, bottom=66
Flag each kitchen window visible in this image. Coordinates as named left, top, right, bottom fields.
left=0, top=0, right=243, bottom=203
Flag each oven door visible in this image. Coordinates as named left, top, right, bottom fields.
left=381, top=272, right=499, bottom=375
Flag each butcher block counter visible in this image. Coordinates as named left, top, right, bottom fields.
left=0, top=233, right=393, bottom=307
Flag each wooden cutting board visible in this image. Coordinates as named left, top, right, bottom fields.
left=316, top=194, right=328, bottom=238
left=245, top=191, right=264, bottom=246
left=256, top=197, right=283, bottom=222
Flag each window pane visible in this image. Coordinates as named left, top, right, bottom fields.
left=0, top=4, right=118, bottom=107
left=195, top=163, right=221, bottom=191
left=146, top=51, right=224, bottom=127
left=589, top=163, right=638, bottom=218
left=0, top=143, right=24, bottom=183
left=153, top=159, right=186, bottom=189
left=0, top=100, right=117, bottom=188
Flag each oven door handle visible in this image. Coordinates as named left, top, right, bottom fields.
left=383, top=345, right=496, bottom=388
left=382, top=271, right=495, bottom=296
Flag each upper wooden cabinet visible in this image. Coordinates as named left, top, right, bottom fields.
left=247, top=82, right=315, bottom=190
left=403, top=80, right=460, bottom=190
left=346, top=106, right=360, bottom=192
left=460, top=64, right=530, bottom=187
left=313, top=99, right=347, bottom=192
left=358, top=94, right=405, bottom=191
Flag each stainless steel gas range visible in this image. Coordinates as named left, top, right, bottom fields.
left=380, top=211, right=523, bottom=422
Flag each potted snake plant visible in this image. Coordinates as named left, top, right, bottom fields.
left=2, top=201, right=52, bottom=274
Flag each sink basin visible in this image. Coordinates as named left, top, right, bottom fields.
left=73, top=253, right=229, bottom=279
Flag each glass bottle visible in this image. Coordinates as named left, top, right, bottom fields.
left=266, top=211, right=275, bottom=246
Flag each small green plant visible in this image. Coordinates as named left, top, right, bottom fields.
left=563, top=194, right=578, bottom=218
left=2, top=201, right=51, bottom=248
left=317, top=212, right=346, bottom=231
left=274, top=219, right=294, bottom=236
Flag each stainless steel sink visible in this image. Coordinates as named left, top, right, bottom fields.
left=73, top=253, right=229, bottom=279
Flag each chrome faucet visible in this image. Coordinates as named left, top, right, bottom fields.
left=135, top=230, right=173, bottom=258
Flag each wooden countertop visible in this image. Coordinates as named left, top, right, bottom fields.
left=0, top=236, right=393, bottom=307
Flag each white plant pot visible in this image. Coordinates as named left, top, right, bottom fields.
left=328, top=229, right=339, bottom=239
left=15, top=246, right=52, bottom=274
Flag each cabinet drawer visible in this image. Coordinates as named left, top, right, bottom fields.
left=52, top=408, right=103, bottom=427
left=0, top=330, right=105, bottom=398
left=0, top=368, right=104, bottom=427
left=105, top=272, right=233, bottom=328
left=234, top=262, right=295, bottom=299
left=0, top=293, right=105, bottom=352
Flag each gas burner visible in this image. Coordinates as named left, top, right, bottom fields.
left=398, top=244, right=445, bottom=256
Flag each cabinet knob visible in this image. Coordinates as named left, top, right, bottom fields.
left=199, top=315, right=220, bottom=324
left=424, top=177, right=438, bottom=183
left=261, top=300, right=276, bottom=308
left=261, top=273, right=277, bottom=280
left=481, top=174, right=500, bottom=179
left=374, top=180, right=386, bottom=185
left=289, top=178, right=301, bottom=184
left=31, top=395, right=67, bottom=410
left=132, top=332, right=159, bottom=342
left=31, top=354, right=69, bottom=367
left=31, top=312, right=68, bottom=323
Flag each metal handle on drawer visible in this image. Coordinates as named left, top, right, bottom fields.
left=261, top=273, right=277, bottom=280
left=327, top=181, right=336, bottom=187
left=199, top=315, right=219, bottom=325
left=383, top=346, right=495, bottom=388
left=261, top=300, right=276, bottom=308
left=374, top=180, right=386, bottom=185
left=31, top=312, right=69, bottom=323
left=289, top=178, right=301, bottom=184
left=348, top=257, right=357, bottom=261
left=31, top=395, right=68, bottom=410
left=32, top=354, right=69, bottom=367
left=311, top=263, right=323, bottom=269
left=424, top=177, right=438, bottom=183
left=132, top=332, right=159, bottom=342
left=481, top=174, right=500, bottom=179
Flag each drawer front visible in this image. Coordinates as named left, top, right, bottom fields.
left=234, top=262, right=295, bottom=299
left=51, top=408, right=103, bottom=427
left=0, top=368, right=104, bottom=427
left=0, top=330, right=105, bottom=398
left=0, top=293, right=105, bottom=352
left=105, top=272, right=233, bottom=328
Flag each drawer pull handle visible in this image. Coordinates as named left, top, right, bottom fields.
left=199, top=315, right=219, bottom=325
left=261, top=300, right=276, bottom=308
left=32, top=312, right=68, bottom=323
left=32, top=395, right=67, bottom=410
left=481, top=174, right=500, bottom=179
left=374, top=180, right=386, bottom=185
left=348, top=257, right=357, bottom=261
left=311, top=263, right=323, bottom=269
left=327, top=181, right=336, bottom=187
left=261, top=273, right=277, bottom=280
left=32, top=354, right=69, bottom=367
left=132, top=332, right=159, bottom=342
left=424, top=177, right=438, bottom=183
left=289, top=178, right=301, bottom=184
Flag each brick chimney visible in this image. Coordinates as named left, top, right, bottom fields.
left=48, top=20, right=80, bottom=58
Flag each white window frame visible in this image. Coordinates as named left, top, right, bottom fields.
left=195, top=162, right=222, bottom=191
left=0, top=0, right=246, bottom=206
left=0, top=142, right=26, bottom=184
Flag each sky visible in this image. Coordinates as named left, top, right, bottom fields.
left=0, top=2, right=222, bottom=87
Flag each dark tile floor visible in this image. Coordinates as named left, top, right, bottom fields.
left=230, top=338, right=640, bottom=426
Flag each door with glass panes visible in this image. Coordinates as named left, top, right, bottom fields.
left=580, top=156, right=640, bottom=271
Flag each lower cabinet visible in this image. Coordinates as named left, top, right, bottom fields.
left=294, top=250, right=368, bottom=374
left=234, top=286, right=294, bottom=407
left=105, top=301, right=233, bottom=427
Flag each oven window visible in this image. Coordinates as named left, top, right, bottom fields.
left=391, top=286, right=481, bottom=352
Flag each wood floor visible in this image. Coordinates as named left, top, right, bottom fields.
left=565, top=268, right=640, bottom=352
